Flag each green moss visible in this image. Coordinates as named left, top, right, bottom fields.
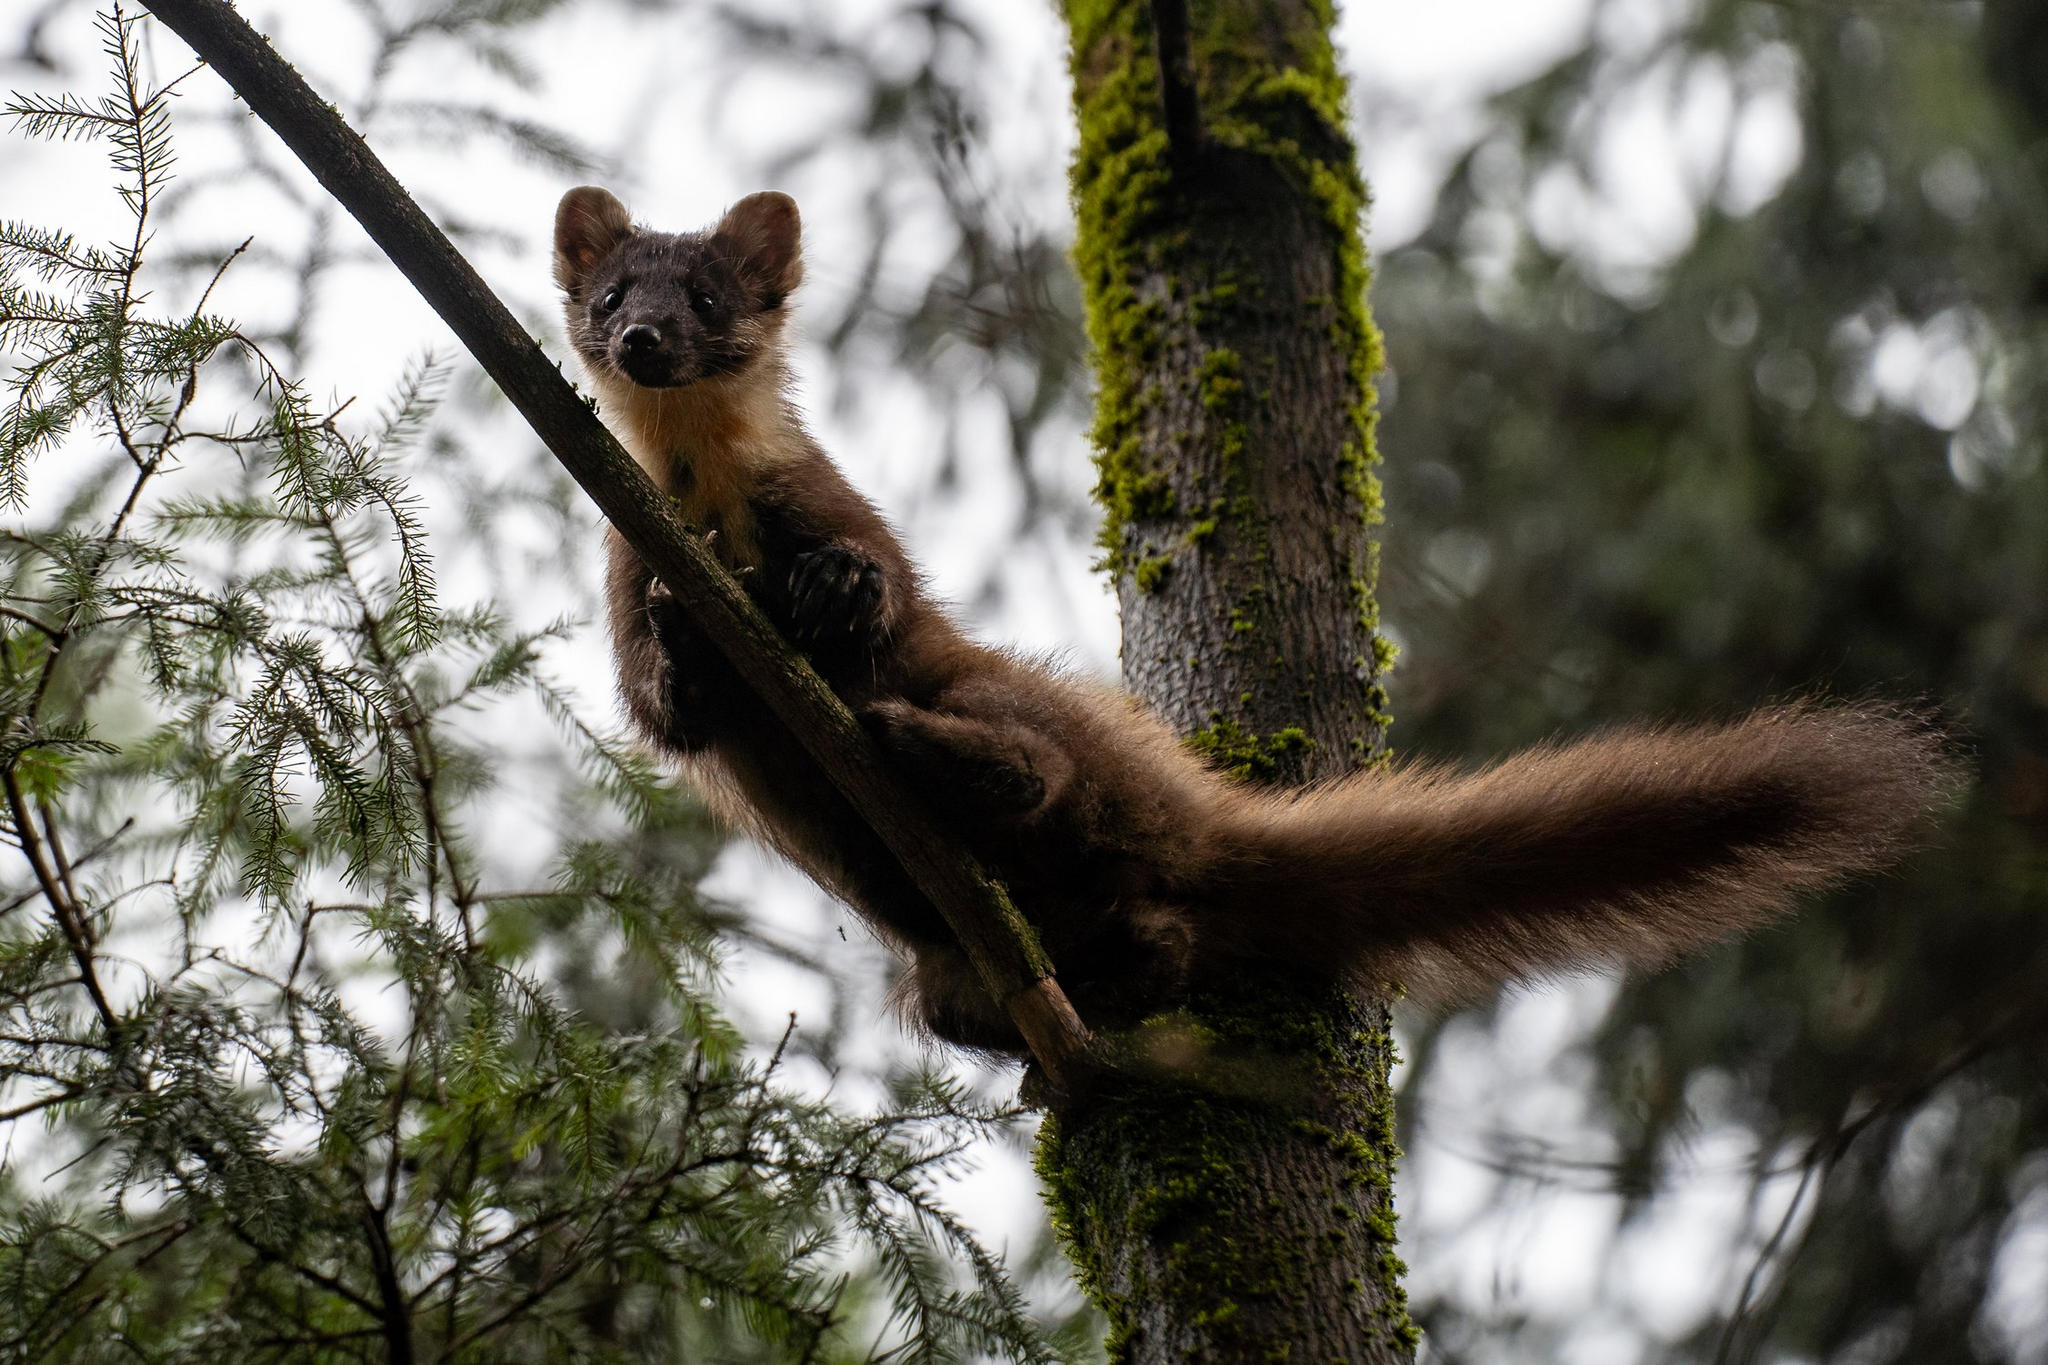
left=1068, top=3, right=1176, bottom=576
left=980, top=877, right=1054, bottom=980
left=1193, top=274, right=1243, bottom=324
left=1186, top=717, right=1315, bottom=782
left=1036, top=972, right=1419, bottom=1360
left=1133, top=552, right=1174, bottom=593
left=1199, top=347, right=1245, bottom=411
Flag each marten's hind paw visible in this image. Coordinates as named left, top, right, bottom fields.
left=864, top=699, right=1069, bottom=818
left=789, top=546, right=884, bottom=644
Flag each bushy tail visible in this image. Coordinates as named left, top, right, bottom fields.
left=1197, top=703, right=1958, bottom=1002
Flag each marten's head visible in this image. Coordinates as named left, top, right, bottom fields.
left=553, top=186, right=802, bottom=391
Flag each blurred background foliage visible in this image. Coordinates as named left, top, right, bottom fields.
left=1373, top=2, right=2048, bottom=1360
left=3, top=0, right=2046, bottom=1361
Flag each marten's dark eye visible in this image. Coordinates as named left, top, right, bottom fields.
left=689, top=288, right=717, bottom=317
left=600, top=286, right=623, bottom=313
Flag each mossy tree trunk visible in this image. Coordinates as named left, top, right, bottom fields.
left=1035, top=1, right=1416, bottom=1361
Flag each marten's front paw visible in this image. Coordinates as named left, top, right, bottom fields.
left=788, top=546, right=885, bottom=644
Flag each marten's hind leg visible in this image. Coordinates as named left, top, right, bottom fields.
left=863, top=699, right=1074, bottom=818
left=892, top=899, right=1201, bottom=1053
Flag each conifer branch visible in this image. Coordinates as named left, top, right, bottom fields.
left=3, top=769, right=116, bottom=1034
left=135, top=0, right=1094, bottom=1094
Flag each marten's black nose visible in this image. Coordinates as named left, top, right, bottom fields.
left=621, top=324, right=660, bottom=352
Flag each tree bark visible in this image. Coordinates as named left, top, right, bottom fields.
left=1038, top=1, right=1416, bottom=1359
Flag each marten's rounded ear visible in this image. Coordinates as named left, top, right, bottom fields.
left=713, top=191, right=803, bottom=307
left=554, top=186, right=633, bottom=289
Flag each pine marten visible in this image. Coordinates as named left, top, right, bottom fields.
left=556, top=185, right=1952, bottom=1055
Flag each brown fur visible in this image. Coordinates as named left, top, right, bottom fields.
left=560, top=187, right=1956, bottom=1056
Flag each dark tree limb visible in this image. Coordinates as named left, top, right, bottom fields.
left=360, top=1202, right=415, bottom=1365
left=135, top=0, right=1093, bottom=1096
left=3, top=770, right=117, bottom=1035
left=1149, top=0, right=1203, bottom=169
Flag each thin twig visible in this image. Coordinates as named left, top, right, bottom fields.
left=38, top=803, right=87, bottom=938
left=0, top=603, right=59, bottom=636
left=2, top=770, right=117, bottom=1033
left=1713, top=1149, right=1826, bottom=1365
left=0, top=1086, right=84, bottom=1123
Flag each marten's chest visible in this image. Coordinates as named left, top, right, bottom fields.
left=603, top=381, right=773, bottom=573
left=660, top=451, right=764, bottom=573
